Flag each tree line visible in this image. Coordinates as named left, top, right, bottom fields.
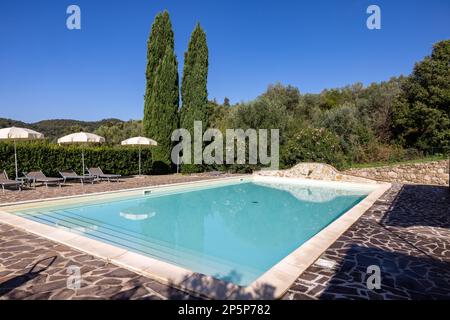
left=6, top=12, right=444, bottom=174
left=0, top=117, right=124, bottom=142
left=142, top=11, right=449, bottom=172
left=207, top=40, right=450, bottom=171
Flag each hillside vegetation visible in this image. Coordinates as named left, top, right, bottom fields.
left=1, top=36, right=448, bottom=173
left=0, top=118, right=125, bottom=142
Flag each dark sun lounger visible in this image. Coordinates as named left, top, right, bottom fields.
left=25, top=171, right=63, bottom=188
left=59, top=169, right=96, bottom=185
left=88, top=167, right=121, bottom=182
left=0, top=170, right=22, bottom=192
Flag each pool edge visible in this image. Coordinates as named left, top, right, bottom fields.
left=234, top=179, right=391, bottom=299
left=0, top=176, right=250, bottom=211
left=0, top=176, right=391, bottom=300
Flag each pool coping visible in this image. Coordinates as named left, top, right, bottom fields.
left=0, top=175, right=391, bottom=300
left=0, top=176, right=249, bottom=208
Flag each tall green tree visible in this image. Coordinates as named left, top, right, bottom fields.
left=149, top=47, right=180, bottom=166
left=180, top=23, right=209, bottom=133
left=392, top=40, right=450, bottom=150
left=143, top=11, right=179, bottom=167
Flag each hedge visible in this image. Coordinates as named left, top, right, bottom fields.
left=0, top=141, right=156, bottom=178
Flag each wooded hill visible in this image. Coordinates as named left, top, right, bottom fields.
left=0, top=118, right=124, bottom=141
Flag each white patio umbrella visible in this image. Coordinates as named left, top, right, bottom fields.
left=121, top=136, right=157, bottom=176
left=57, top=132, right=105, bottom=175
left=0, top=127, right=44, bottom=179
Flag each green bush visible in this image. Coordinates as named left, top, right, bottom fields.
left=0, top=141, right=155, bottom=178
left=282, top=127, right=347, bottom=170
left=318, top=103, right=376, bottom=162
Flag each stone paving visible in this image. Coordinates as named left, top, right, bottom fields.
left=283, top=184, right=450, bottom=300
left=0, top=223, right=195, bottom=300
left=1, top=178, right=449, bottom=300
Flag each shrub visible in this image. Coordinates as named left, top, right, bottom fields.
left=282, top=127, right=346, bottom=169
left=319, top=103, right=375, bottom=162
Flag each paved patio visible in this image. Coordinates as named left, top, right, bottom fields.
left=283, top=184, right=450, bottom=300
left=1, top=177, right=449, bottom=300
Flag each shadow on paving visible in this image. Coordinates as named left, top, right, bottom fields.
left=166, top=271, right=276, bottom=300
left=318, top=244, right=450, bottom=300
left=380, top=184, right=450, bottom=229
left=0, top=256, right=57, bottom=297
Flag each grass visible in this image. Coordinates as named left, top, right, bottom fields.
left=344, top=154, right=448, bottom=170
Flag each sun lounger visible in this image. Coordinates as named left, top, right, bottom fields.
left=59, top=169, right=96, bottom=185
left=24, top=171, right=63, bottom=188
left=0, top=170, right=22, bottom=192
left=88, top=167, right=121, bottom=182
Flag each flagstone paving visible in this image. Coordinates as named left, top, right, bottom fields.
left=0, top=223, right=194, bottom=300
left=1, top=179, right=449, bottom=300
left=283, top=184, right=450, bottom=300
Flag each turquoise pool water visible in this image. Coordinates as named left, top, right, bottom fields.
left=16, top=180, right=368, bottom=286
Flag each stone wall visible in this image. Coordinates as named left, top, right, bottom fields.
left=255, top=162, right=378, bottom=184
left=343, top=160, right=449, bottom=186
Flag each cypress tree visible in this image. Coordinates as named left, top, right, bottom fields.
left=143, top=11, right=179, bottom=168
left=149, top=47, right=180, bottom=166
left=180, top=23, right=209, bottom=133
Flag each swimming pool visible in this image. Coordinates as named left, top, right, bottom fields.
left=9, top=178, right=366, bottom=283
left=0, top=176, right=390, bottom=298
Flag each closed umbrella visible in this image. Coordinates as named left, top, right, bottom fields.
left=121, top=136, right=157, bottom=176
left=57, top=132, right=105, bottom=175
left=0, top=127, right=44, bottom=179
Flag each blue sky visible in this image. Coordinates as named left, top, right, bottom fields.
left=0, top=0, right=449, bottom=122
